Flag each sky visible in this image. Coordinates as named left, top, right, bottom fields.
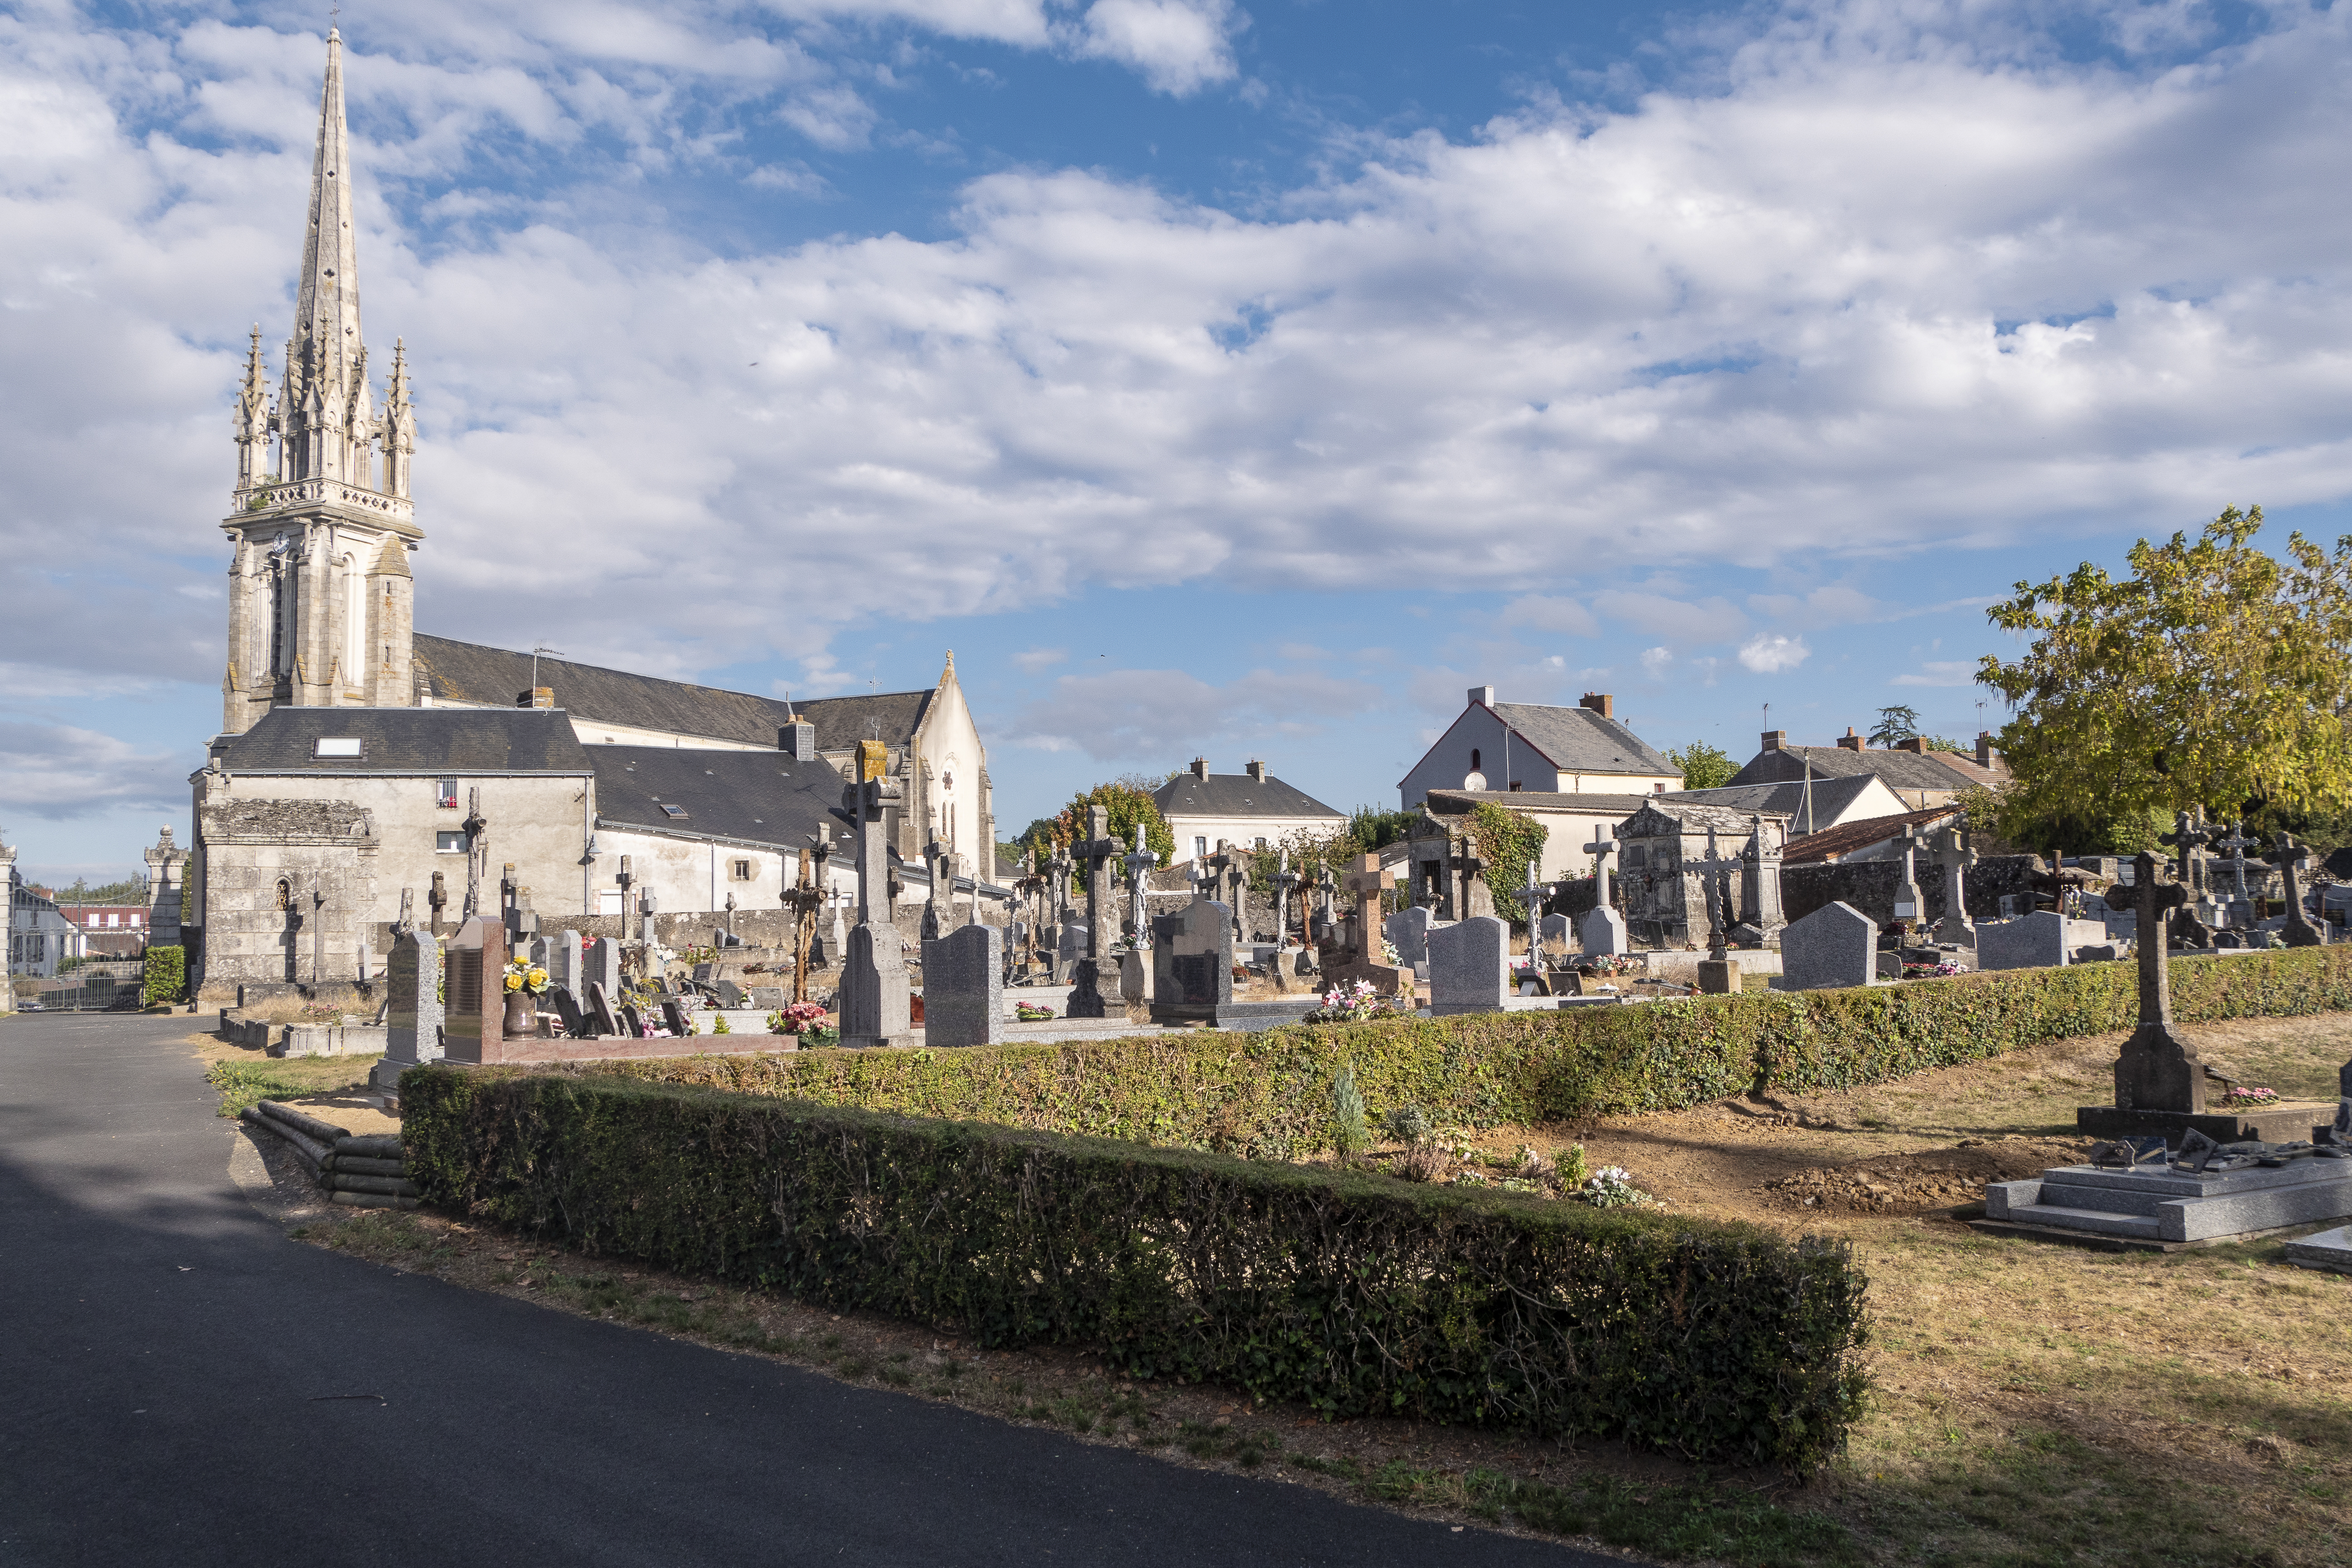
left=7, top=0, right=2352, bottom=884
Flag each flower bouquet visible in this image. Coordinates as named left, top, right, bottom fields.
left=1581, top=1166, right=1651, bottom=1209
left=1305, top=979, right=1411, bottom=1024
left=501, top=959, right=549, bottom=1034
left=2218, top=1085, right=2281, bottom=1109
left=1014, top=1001, right=1057, bottom=1021
left=767, top=1000, right=828, bottom=1036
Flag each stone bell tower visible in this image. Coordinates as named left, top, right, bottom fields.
left=220, top=29, right=422, bottom=736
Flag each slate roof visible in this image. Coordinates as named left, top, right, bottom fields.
left=590, top=746, right=850, bottom=850
left=1423, top=789, right=1661, bottom=819
left=1672, top=775, right=1892, bottom=831
left=1727, top=744, right=1993, bottom=795
left=413, top=635, right=934, bottom=751
left=1783, top=805, right=1962, bottom=865
left=1153, top=772, right=1344, bottom=822
left=207, top=706, right=593, bottom=774
left=1619, top=799, right=1791, bottom=837
left=1489, top=702, right=1678, bottom=778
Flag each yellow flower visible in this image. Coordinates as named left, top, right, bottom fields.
left=504, top=972, right=523, bottom=991
left=527, top=968, right=548, bottom=988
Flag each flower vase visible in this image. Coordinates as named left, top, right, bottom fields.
left=504, top=990, right=536, bottom=1037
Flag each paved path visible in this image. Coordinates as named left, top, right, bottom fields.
left=0, top=1014, right=1614, bottom=1567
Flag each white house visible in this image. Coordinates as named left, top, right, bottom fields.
left=1154, top=759, right=1347, bottom=865
left=1399, top=689, right=1681, bottom=808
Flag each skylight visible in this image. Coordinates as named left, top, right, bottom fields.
left=313, top=738, right=363, bottom=758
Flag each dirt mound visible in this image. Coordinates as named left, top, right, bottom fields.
left=1757, top=1137, right=2093, bottom=1215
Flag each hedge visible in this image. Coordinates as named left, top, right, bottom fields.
left=401, top=1068, right=1868, bottom=1470
left=142, top=946, right=186, bottom=1009
left=588, top=946, right=2352, bottom=1159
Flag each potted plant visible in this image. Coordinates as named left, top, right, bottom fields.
left=502, top=958, right=548, bottom=1035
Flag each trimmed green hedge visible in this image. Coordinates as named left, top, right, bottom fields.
left=594, top=947, right=2352, bottom=1158
left=401, top=1068, right=1868, bottom=1470
left=142, top=946, right=186, bottom=1009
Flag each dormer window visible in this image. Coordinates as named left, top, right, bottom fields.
left=313, top=737, right=362, bottom=759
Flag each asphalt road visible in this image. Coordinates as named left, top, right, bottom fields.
left=0, top=1012, right=1614, bottom=1567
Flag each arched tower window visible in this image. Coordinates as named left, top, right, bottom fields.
left=275, top=879, right=290, bottom=911
left=1470, top=747, right=1481, bottom=770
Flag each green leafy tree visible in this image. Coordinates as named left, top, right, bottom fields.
left=1868, top=706, right=1921, bottom=748
left=1034, top=781, right=1176, bottom=873
left=1465, top=802, right=1548, bottom=927
left=1979, top=505, right=2352, bottom=848
left=1664, top=741, right=1737, bottom=790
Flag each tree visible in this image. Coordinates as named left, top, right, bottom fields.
left=1465, top=803, right=1548, bottom=926
left=1039, top=782, right=1176, bottom=867
left=1664, top=741, right=1736, bottom=791
left=1868, top=706, right=1921, bottom=748
left=1978, top=505, right=2352, bottom=847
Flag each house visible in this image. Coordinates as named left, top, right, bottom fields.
left=53, top=904, right=153, bottom=959
left=1726, top=729, right=2006, bottom=811
left=1615, top=798, right=1793, bottom=948
left=1420, top=789, right=1662, bottom=882
left=1398, top=689, right=1680, bottom=808
left=585, top=744, right=857, bottom=918
left=1154, top=759, right=1346, bottom=865
left=1783, top=805, right=1964, bottom=866
left=8, top=865, right=80, bottom=980
left=1671, top=774, right=1912, bottom=839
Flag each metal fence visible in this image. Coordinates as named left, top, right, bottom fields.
left=21, top=958, right=147, bottom=1013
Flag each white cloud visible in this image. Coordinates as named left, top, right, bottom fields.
left=0, top=722, right=187, bottom=821
left=1005, top=665, right=1383, bottom=762
left=1737, top=634, right=1811, bottom=674
left=1638, top=646, right=1674, bottom=676
left=1011, top=646, right=1068, bottom=672
left=1499, top=594, right=1600, bottom=637
left=1891, top=659, right=1980, bottom=686
left=1067, top=0, right=1240, bottom=96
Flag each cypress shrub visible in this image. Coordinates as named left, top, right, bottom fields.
left=141, top=946, right=186, bottom=1009
left=401, top=1068, right=1868, bottom=1471
left=594, top=948, right=2352, bottom=1156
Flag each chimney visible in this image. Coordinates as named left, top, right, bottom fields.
left=1245, top=760, right=1267, bottom=783
left=1579, top=692, right=1613, bottom=719
left=1760, top=729, right=1787, bottom=751
left=1190, top=757, right=1209, bottom=780
left=1836, top=726, right=1865, bottom=752
left=780, top=719, right=816, bottom=762
left=1976, top=730, right=1996, bottom=769
left=1896, top=737, right=1927, bottom=754
left=517, top=686, right=553, bottom=709
left=1469, top=686, right=1495, bottom=709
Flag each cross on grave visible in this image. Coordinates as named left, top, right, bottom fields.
left=1122, top=832, right=1161, bottom=948
left=1064, top=806, right=1126, bottom=1016
left=723, top=890, right=737, bottom=941
left=2101, top=850, right=2201, bottom=1111
left=461, top=788, right=489, bottom=919
left=783, top=826, right=830, bottom=1003
left=1583, top=826, right=1617, bottom=909
left=1205, top=843, right=1240, bottom=941
left=2263, top=833, right=2325, bottom=948
left=1890, top=825, right=1926, bottom=929
left=1686, top=825, right=1745, bottom=961
left=2161, top=810, right=2215, bottom=895
left=2214, top=820, right=2257, bottom=903
left=1271, top=850, right=1301, bottom=949
left=1343, top=855, right=1390, bottom=959
left=1738, top=813, right=1787, bottom=944
left=1449, top=844, right=1487, bottom=924
left=921, top=834, right=953, bottom=942
left=428, top=871, right=448, bottom=936
left=1931, top=821, right=1978, bottom=944
left=1187, top=858, right=1217, bottom=903
left=392, top=886, right=415, bottom=939
left=1521, top=858, right=1548, bottom=963
left=1312, top=864, right=1338, bottom=940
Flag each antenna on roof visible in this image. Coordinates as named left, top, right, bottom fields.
left=530, top=644, right=562, bottom=691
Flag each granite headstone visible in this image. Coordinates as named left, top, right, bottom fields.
left=922, top=922, right=1004, bottom=1049
left=1780, top=902, right=1877, bottom=991
left=1428, top=915, right=1509, bottom=1018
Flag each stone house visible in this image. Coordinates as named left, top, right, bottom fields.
left=1673, top=774, right=1911, bottom=838
left=1153, top=759, right=1346, bottom=865
left=1726, top=729, right=2008, bottom=811
left=8, top=862, right=80, bottom=980
left=1616, top=799, right=1793, bottom=948
left=1398, top=689, right=1681, bottom=808
left=1420, top=789, right=1661, bottom=883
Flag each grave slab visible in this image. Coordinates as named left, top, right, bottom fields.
left=1427, top=916, right=1509, bottom=1018
left=922, top=923, right=1004, bottom=1049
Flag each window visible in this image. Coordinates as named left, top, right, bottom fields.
left=598, top=889, right=623, bottom=916
left=659, top=803, right=688, bottom=818
left=105, top=912, right=120, bottom=928
left=313, top=737, right=363, bottom=759
left=1470, top=747, right=1481, bottom=770
left=732, top=859, right=753, bottom=881
left=436, top=831, right=467, bottom=853
left=1254, top=837, right=1268, bottom=850
left=435, top=779, right=459, bottom=808
left=1193, top=836, right=1208, bottom=859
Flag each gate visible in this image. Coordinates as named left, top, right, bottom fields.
left=31, top=958, right=148, bottom=1013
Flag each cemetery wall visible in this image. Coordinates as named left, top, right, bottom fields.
left=403, top=1068, right=1866, bottom=1470
left=1783, top=854, right=2042, bottom=927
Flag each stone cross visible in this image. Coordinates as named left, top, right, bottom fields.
left=1687, top=825, right=1744, bottom=959
left=1890, top=825, right=1926, bottom=928
left=1931, top=822, right=1977, bottom=944
left=2215, top=820, right=2256, bottom=902
left=2161, top=810, right=2214, bottom=894
left=1739, top=813, right=1787, bottom=943
left=1583, top=826, right=1617, bottom=908
left=461, top=787, right=488, bottom=919
left=1521, top=858, right=1547, bottom=962
left=848, top=775, right=902, bottom=921
left=1049, top=844, right=1073, bottom=927
left=1343, top=854, right=1390, bottom=959
left=428, top=871, right=447, bottom=936
left=921, top=834, right=952, bottom=942
left=2102, top=850, right=2202, bottom=1111
left=1449, top=843, right=1487, bottom=923
left=1206, top=843, right=1241, bottom=941
left=723, top=890, right=738, bottom=942
left=1065, top=806, right=1126, bottom=1016
left=2264, top=833, right=2324, bottom=947
left=1313, top=865, right=1337, bottom=938
left=1271, top=850, right=1301, bottom=949
left=1123, top=831, right=1160, bottom=947
left=392, top=885, right=415, bottom=938
left=1187, top=858, right=1217, bottom=903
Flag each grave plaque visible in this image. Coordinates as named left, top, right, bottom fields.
left=841, top=923, right=914, bottom=1048
left=550, top=986, right=587, bottom=1039
left=1978, top=911, right=2076, bottom=972
left=1150, top=900, right=1234, bottom=1023
left=662, top=998, right=694, bottom=1038
left=585, top=981, right=621, bottom=1037
left=1428, top=916, right=1509, bottom=1018
left=923, top=922, right=1004, bottom=1049
left=369, top=926, right=445, bottom=1092
left=1779, top=902, right=1876, bottom=991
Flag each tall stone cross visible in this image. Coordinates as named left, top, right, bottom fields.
left=1891, top=825, right=1926, bottom=928
left=2161, top=810, right=2214, bottom=895
left=461, top=787, right=489, bottom=919
left=1049, top=844, right=1073, bottom=927
left=427, top=871, right=447, bottom=937
left=1313, top=865, right=1337, bottom=936
left=392, top=885, right=415, bottom=938
left=1187, top=857, right=1217, bottom=903
left=723, top=890, right=738, bottom=941
left=850, top=775, right=903, bottom=922
left=1583, top=825, right=1617, bottom=908
left=1206, top=843, right=1241, bottom=941
left=2264, top=833, right=2324, bottom=947
left=2102, top=850, right=2201, bottom=1111
left=1687, top=826, right=1744, bottom=959
left=1343, top=854, right=1390, bottom=960
left=1270, top=850, right=1301, bottom=948
left=2215, top=820, right=2257, bottom=903
left=784, top=830, right=828, bottom=1003
left=1931, top=821, right=1977, bottom=944
left=1740, top=813, right=1786, bottom=942
left=1064, top=807, right=1126, bottom=1016
left=1123, top=832, right=1160, bottom=946
left=1449, top=840, right=1487, bottom=922
left=921, top=834, right=953, bottom=941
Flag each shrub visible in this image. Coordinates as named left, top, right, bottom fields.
left=1385, top=1103, right=1432, bottom=1145
left=400, top=1069, right=1868, bottom=1470
left=142, top=946, right=186, bottom=1008
left=1330, top=1063, right=1368, bottom=1154
left=593, top=947, right=2352, bottom=1159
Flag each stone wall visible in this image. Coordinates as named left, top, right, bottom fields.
left=195, top=793, right=379, bottom=1001
left=1782, top=854, right=2045, bottom=929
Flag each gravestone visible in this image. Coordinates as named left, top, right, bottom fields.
left=1780, top=902, right=1877, bottom=991
left=841, top=924, right=914, bottom=1048
left=1428, top=916, right=1509, bottom=1018
left=369, top=927, right=445, bottom=1092
left=715, top=978, right=743, bottom=1009
left=582, top=938, right=620, bottom=1002
left=619, top=1002, right=647, bottom=1039
left=544, top=929, right=583, bottom=995
left=1066, top=808, right=1127, bottom=1017
left=1977, top=911, right=2075, bottom=972
left=1119, top=946, right=1153, bottom=1002
left=662, top=998, right=694, bottom=1038
left=1385, top=906, right=1437, bottom=966
left=1538, top=913, right=1572, bottom=955
left=1577, top=905, right=1628, bottom=956
left=1151, top=900, right=1234, bottom=1023
left=922, top=922, right=1004, bottom=1049
left=585, top=980, right=621, bottom=1036
left=549, top=986, right=587, bottom=1038
left=1932, top=824, right=1978, bottom=945
left=746, top=986, right=784, bottom=1010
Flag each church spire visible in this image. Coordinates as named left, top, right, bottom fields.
left=284, top=28, right=367, bottom=485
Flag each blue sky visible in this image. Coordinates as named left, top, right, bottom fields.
left=7, top=0, right=2352, bottom=882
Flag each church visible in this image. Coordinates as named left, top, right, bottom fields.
left=188, top=33, right=997, bottom=1000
